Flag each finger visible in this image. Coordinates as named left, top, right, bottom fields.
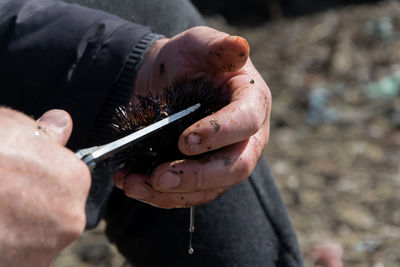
left=152, top=125, right=269, bottom=193
left=170, top=26, right=249, bottom=74
left=38, top=109, right=73, bottom=146
left=203, top=34, right=250, bottom=73
left=113, top=168, right=131, bottom=189
left=118, top=173, right=231, bottom=208
left=178, top=72, right=271, bottom=155
left=133, top=27, right=250, bottom=96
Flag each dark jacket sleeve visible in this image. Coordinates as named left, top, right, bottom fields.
left=0, top=0, right=162, bottom=149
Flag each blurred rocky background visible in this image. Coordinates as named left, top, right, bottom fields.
left=54, top=0, right=400, bottom=266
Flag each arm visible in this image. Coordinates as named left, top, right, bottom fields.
left=0, top=108, right=91, bottom=267
left=1, top=0, right=271, bottom=212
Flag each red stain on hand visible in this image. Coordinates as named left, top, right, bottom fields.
left=207, top=35, right=250, bottom=73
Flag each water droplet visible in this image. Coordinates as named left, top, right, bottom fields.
left=188, top=206, right=195, bottom=255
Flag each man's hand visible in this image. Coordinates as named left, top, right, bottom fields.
left=114, top=26, right=271, bottom=208
left=0, top=108, right=91, bottom=267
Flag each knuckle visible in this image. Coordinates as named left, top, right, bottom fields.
left=71, top=214, right=86, bottom=235
left=60, top=212, right=86, bottom=244
left=71, top=159, right=91, bottom=192
left=238, top=102, right=260, bottom=136
left=235, top=158, right=253, bottom=182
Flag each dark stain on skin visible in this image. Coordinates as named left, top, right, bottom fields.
left=207, top=146, right=212, bottom=150
left=239, top=52, right=245, bottom=57
left=172, top=164, right=175, bottom=168
left=223, top=157, right=232, bottom=166
left=179, top=170, right=184, bottom=174
left=209, top=120, right=221, bottom=132
left=181, top=196, right=184, bottom=200
left=159, top=63, right=165, bottom=77
left=215, top=52, right=221, bottom=59
left=199, top=157, right=211, bottom=164
left=171, top=171, right=179, bottom=175
left=250, top=79, right=255, bottom=84
left=36, top=124, right=48, bottom=134
left=226, top=64, right=236, bottom=72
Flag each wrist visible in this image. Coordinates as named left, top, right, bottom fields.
left=139, top=38, right=169, bottom=70
left=133, top=37, right=169, bottom=97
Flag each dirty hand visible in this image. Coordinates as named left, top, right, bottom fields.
left=0, top=108, right=91, bottom=267
left=114, top=26, right=271, bottom=208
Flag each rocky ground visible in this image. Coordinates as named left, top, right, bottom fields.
left=54, top=1, right=400, bottom=266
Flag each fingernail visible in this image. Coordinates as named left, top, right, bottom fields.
left=131, top=184, right=150, bottom=199
left=158, top=171, right=181, bottom=189
left=39, top=110, right=69, bottom=129
left=186, top=133, right=202, bottom=145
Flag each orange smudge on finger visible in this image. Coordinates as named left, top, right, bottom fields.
left=232, top=36, right=250, bottom=56
left=233, top=36, right=249, bottom=47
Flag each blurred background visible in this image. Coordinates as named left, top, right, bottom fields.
left=54, top=0, right=400, bottom=266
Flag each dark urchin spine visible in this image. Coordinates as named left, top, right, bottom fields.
left=110, top=79, right=227, bottom=174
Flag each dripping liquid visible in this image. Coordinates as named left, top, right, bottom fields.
left=188, top=206, right=195, bottom=254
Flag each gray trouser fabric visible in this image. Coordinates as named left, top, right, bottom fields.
left=64, top=0, right=305, bottom=266
left=105, top=156, right=304, bottom=267
left=64, top=0, right=204, bottom=37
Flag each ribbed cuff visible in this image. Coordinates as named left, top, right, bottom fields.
left=87, top=32, right=165, bottom=146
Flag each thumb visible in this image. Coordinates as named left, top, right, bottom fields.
left=38, top=109, right=73, bottom=146
left=178, top=26, right=250, bottom=73
left=205, top=34, right=250, bottom=73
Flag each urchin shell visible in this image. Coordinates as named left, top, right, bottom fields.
left=110, top=79, right=227, bottom=174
